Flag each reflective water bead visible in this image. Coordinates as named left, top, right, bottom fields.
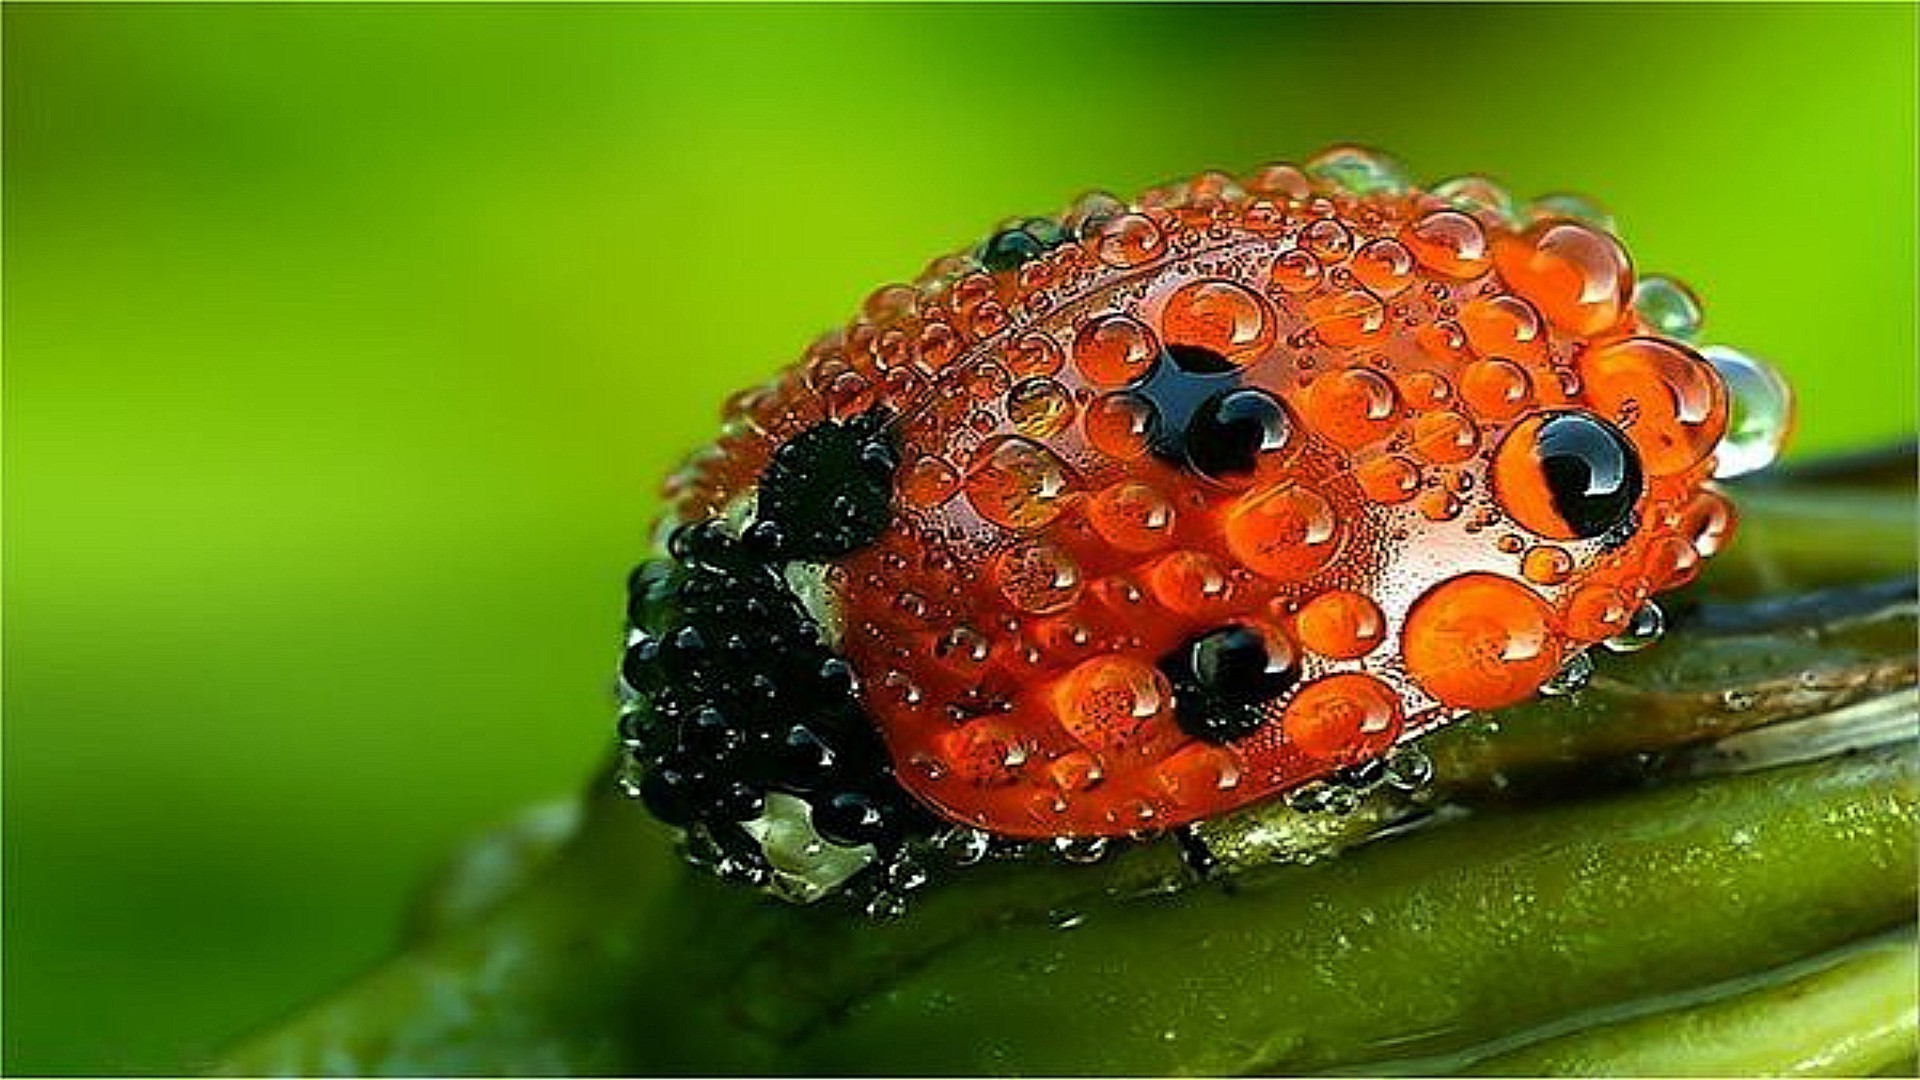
left=965, top=436, right=1079, bottom=530
left=1459, top=358, right=1535, bottom=421
left=1294, top=589, right=1387, bottom=659
left=1403, top=209, right=1492, bottom=279
left=1146, top=550, right=1237, bottom=617
left=1565, top=584, right=1634, bottom=641
left=1007, top=330, right=1065, bottom=378
left=1091, top=212, right=1167, bottom=268
left=1303, top=367, right=1401, bottom=448
left=1538, top=650, right=1594, bottom=696
left=1700, top=345, right=1795, bottom=478
left=1603, top=600, right=1665, bottom=654
left=1459, top=295, right=1548, bottom=363
left=1161, top=278, right=1274, bottom=361
left=1521, top=545, right=1574, bottom=586
left=1224, top=482, right=1344, bottom=582
left=1282, top=673, right=1403, bottom=764
left=1243, top=162, right=1313, bottom=200
left=1352, top=238, right=1416, bottom=296
left=1086, top=480, right=1178, bottom=553
left=1073, top=313, right=1161, bottom=386
left=1494, top=220, right=1632, bottom=337
left=1631, top=275, right=1704, bottom=340
left=1084, top=392, right=1160, bottom=461
left=1305, top=144, right=1411, bottom=196
left=1432, top=174, right=1519, bottom=223
left=1411, top=410, right=1480, bottom=464
left=1355, top=454, right=1422, bottom=504
left=1403, top=573, right=1562, bottom=709
left=993, top=540, right=1083, bottom=615
left=900, top=455, right=961, bottom=508
left=1268, top=248, right=1322, bottom=294
left=1007, top=377, right=1075, bottom=438
left=1303, top=289, right=1388, bottom=346
left=1051, top=655, right=1179, bottom=754
left=1302, top=218, right=1356, bottom=262
left=1578, top=337, right=1728, bottom=476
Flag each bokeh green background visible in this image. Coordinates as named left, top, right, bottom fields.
left=4, top=3, right=1914, bottom=1074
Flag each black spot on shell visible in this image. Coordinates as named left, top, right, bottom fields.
left=1159, top=625, right=1300, bottom=743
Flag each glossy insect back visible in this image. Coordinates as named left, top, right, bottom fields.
left=623, top=146, right=1791, bottom=900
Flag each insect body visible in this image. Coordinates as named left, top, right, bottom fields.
left=620, top=148, right=1772, bottom=899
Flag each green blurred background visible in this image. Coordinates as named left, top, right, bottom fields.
left=3, top=3, right=1914, bottom=1074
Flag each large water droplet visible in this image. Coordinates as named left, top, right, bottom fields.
left=1539, top=650, right=1594, bottom=696
left=1603, top=601, right=1666, bottom=654
left=1632, top=275, right=1704, bottom=340
left=1304, top=145, right=1411, bottom=196
left=1701, top=345, right=1795, bottom=478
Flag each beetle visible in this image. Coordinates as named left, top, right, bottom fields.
left=616, top=147, right=1763, bottom=903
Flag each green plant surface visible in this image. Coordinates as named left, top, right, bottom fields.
left=1459, top=931, right=1918, bottom=1078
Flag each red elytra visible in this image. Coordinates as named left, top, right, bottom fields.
left=663, top=150, right=1742, bottom=839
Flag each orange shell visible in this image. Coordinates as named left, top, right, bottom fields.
left=662, top=151, right=1739, bottom=839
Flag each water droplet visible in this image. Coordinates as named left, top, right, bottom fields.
left=1007, top=377, right=1075, bottom=438
left=1603, top=601, right=1665, bottom=654
left=1432, top=174, right=1519, bottom=223
left=1459, top=358, right=1535, bottom=421
left=1521, top=545, right=1574, bottom=586
left=900, top=455, right=961, bottom=508
left=1083, top=392, right=1159, bottom=462
left=1091, top=212, right=1167, bottom=268
left=1244, top=162, right=1313, bottom=200
left=1052, top=654, right=1179, bottom=754
left=993, top=540, right=1083, bottom=615
left=1145, top=549, right=1236, bottom=616
left=1302, top=218, right=1355, bottom=262
left=1404, top=209, right=1493, bottom=278
left=1355, top=454, right=1422, bottom=504
left=1578, top=337, right=1728, bottom=476
left=1224, top=483, right=1343, bottom=582
left=1539, top=650, right=1593, bottom=696
left=1283, top=673, right=1403, bottom=764
left=1384, top=747, right=1435, bottom=791
left=1052, top=836, right=1111, bottom=865
left=1303, top=367, right=1401, bottom=448
left=1086, top=480, right=1178, bottom=553
left=1267, top=248, right=1322, bottom=294
left=1049, top=908, right=1087, bottom=930
left=1305, top=145, right=1411, bottom=196
left=936, top=826, right=994, bottom=866
left=1294, top=589, right=1387, bottom=660
left=965, top=436, right=1078, bottom=530
left=1494, top=220, right=1632, bottom=337
left=1459, top=295, right=1548, bottom=363
left=1303, top=288, right=1387, bottom=345
left=1073, top=313, right=1161, bottom=387
left=1412, top=410, right=1480, bottom=464
left=1700, top=345, right=1794, bottom=478
left=1161, top=278, right=1274, bottom=360
left=1352, top=237, right=1416, bottom=296
left=1632, top=275, right=1704, bottom=340
left=1065, top=190, right=1126, bottom=237
left=1404, top=574, right=1562, bottom=709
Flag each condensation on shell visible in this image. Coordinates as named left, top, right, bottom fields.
left=659, top=147, right=1761, bottom=840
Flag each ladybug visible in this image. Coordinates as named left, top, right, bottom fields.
left=617, top=147, right=1785, bottom=902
